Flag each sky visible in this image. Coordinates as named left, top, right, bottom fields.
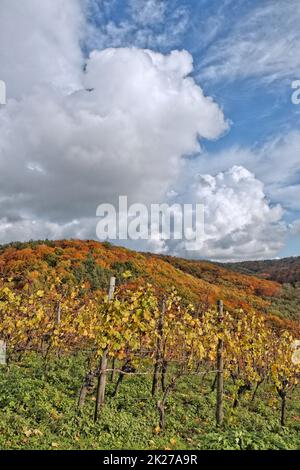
left=0, top=0, right=299, bottom=261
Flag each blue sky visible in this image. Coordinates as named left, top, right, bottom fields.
left=0, top=0, right=300, bottom=260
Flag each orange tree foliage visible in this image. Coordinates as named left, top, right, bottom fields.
left=0, top=239, right=285, bottom=321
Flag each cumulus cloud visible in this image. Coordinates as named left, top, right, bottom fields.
left=163, top=166, right=286, bottom=261
left=0, top=37, right=228, bottom=245
left=181, top=128, right=300, bottom=214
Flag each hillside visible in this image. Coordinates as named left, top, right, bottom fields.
left=223, top=257, right=300, bottom=285
left=0, top=239, right=293, bottom=325
left=1, top=239, right=300, bottom=451
left=219, top=257, right=300, bottom=322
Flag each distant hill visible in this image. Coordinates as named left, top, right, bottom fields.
left=0, top=239, right=284, bottom=318
left=223, top=257, right=300, bottom=285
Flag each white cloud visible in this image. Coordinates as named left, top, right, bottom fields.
left=183, top=128, right=300, bottom=214
left=168, top=166, right=286, bottom=261
left=257, top=131, right=300, bottom=210
left=0, top=0, right=85, bottom=99
left=199, top=0, right=300, bottom=84
left=0, top=44, right=227, bottom=244
left=0, top=217, right=93, bottom=244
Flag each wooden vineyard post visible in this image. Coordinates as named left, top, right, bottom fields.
left=0, top=340, right=7, bottom=366
left=56, top=301, right=61, bottom=325
left=108, top=277, right=116, bottom=302
left=216, top=299, right=224, bottom=427
left=94, top=276, right=116, bottom=423
left=152, top=298, right=165, bottom=397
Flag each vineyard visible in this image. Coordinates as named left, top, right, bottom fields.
left=0, top=240, right=300, bottom=450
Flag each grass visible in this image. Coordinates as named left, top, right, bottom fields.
left=0, top=353, right=300, bottom=450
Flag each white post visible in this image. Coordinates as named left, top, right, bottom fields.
left=0, top=340, right=7, bottom=365
left=108, top=277, right=116, bottom=301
